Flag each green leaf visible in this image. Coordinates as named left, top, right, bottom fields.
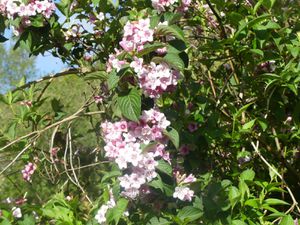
left=234, top=14, right=271, bottom=40
left=250, top=49, right=264, bottom=56
left=0, top=218, right=12, bottom=225
left=147, top=217, right=171, bottom=225
left=234, top=102, right=254, bottom=119
left=107, top=198, right=128, bottom=224
left=18, top=214, right=35, bottom=225
left=117, top=88, right=141, bottom=122
left=177, top=206, right=203, bottom=222
left=242, top=119, right=256, bottom=130
left=156, top=159, right=172, bottom=176
left=164, top=53, right=185, bottom=71
left=137, top=43, right=165, bottom=57
left=108, top=0, right=119, bottom=8
left=107, top=71, right=119, bottom=90
left=232, top=220, right=247, bottom=225
left=167, top=40, right=187, bottom=53
left=156, top=25, right=185, bottom=41
left=163, top=127, right=179, bottom=149
left=163, top=12, right=182, bottom=25
left=263, top=198, right=289, bottom=205
left=55, top=0, right=71, bottom=17
left=101, top=170, right=122, bottom=183
left=84, top=71, right=107, bottom=81
left=31, top=16, right=45, bottom=27
left=228, top=186, right=240, bottom=208
left=240, top=169, right=255, bottom=181
left=279, top=215, right=294, bottom=225
left=258, top=119, right=268, bottom=131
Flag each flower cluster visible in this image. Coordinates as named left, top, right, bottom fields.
left=130, top=58, right=180, bottom=98
left=0, top=0, right=55, bottom=19
left=106, top=49, right=127, bottom=72
left=152, top=0, right=178, bottom=12
left=173, top=172, right=196, bottom=201
left=120, top=18, right=154, bottom=52
left=95, top=190, right=116, bottom=224
left=177, top=0, right=192, bottom=12
left=101, top=109, right=171, bottom=199
left=173, top=186, right=194, bottom=201
left=21, top=162, right=36, bottom=182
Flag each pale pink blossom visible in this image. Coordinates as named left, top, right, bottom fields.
left=12, top=207, right=22, bottom=218
left=101, top=109, right=172, bottom=199
left=183, top=174, right=196, bottom=184
left=136, top=62, right=180, bottom=98
left=152, top=0, right=178, bottom=12
left=95, top=189, right=115, bottom=224
left=120, top=18, right=154, bottom=52
left=173, top=186, right=194, bottom=201
left=21, top=162, right=36, bottom=182
left=0, top=0, right=55, bottom=22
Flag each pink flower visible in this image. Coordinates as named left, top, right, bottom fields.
left=179, top=144, right=190, bottom=156
left=156, top=47, right=167, bottom=55
left=120, top=18, right=154, bottom=52
left=1, top=0, right=55, bottom=22
left=50, top=147, right=60, bottom=157
left=94, top=95, right=103, bottom=104
left=100, top=109, right=172, bottom=199
left=95, top=189, right=115, bottom=224
left=107, top=51, right=127, bottom=72
left=183, top=174, right=196, bottom=184
left=20, top=100, right=33, bottom=107
left=130, top=57, right=144, bottom=73
left=173, top=186, right=194, bottom=201
left=135, top=62, right=180, bottom=99
left=177, top=0, right=191, bottom=12
left=21, top=162, right=36, bottom=182
left=188, top=122, right=198, bottom=133
left=152, top=0, right=178, bottom=12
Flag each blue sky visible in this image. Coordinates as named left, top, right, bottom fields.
left=4, top=30, right=66, bottom=78
left=35, top=52, right=66, bottom=75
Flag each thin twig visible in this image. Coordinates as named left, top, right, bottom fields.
left=0, top=110, right=104, bottom=152
left=0, top=137, right=38, bottom=175
left=59, top=161, right=109, bottom=175
left=68, top=127, right=93, bottom=205
left=205, top=0, right=227, bottom=39
left=207, top=70, right=217, bottom=98
left=49, top=125, right=60, bottom=173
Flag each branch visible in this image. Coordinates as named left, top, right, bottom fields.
left=12, top=68, right=79, bottom=93
left=205, top=0, right=227, bottom=39
left=0, top=110, right=104, bottom=153
left=0, top=138, right=37, bottom=175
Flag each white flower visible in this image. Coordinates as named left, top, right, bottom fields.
left=12, top=207, right=22, bottom=218
left=97, top=12, right=105, bottom=21
left=95, top=205, right=109, bottom=224
left=173, top=186, right=194, bottom=202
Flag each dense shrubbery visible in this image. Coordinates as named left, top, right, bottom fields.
left=0, top=0, right=300, bottom=224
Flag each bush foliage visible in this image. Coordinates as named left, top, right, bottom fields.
left=0, top=0, right=300, bottom=224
